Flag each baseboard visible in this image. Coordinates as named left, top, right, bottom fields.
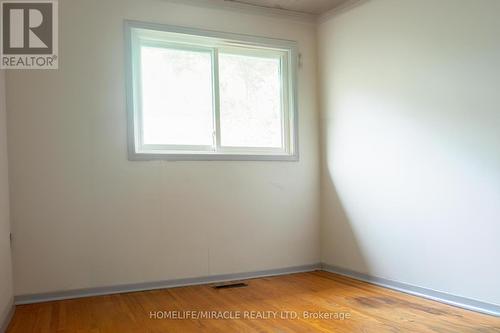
left=14, top=262, right=500, bottom=318
left=321, top=263, right=500, bottom=317
left=0, top=298, right=15, bottom=333
left=15, top=263, right=321, bottom=305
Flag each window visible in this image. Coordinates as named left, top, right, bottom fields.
left=125, top=21, right=298, bottom=161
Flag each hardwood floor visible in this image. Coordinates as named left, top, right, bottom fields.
left=7, top=271, right=500, bottom=332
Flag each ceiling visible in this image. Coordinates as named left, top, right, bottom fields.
left=224, top=0, right=351, bottom=15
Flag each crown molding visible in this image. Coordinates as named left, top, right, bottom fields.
left=163, top=0, right=317, bottom=23
left=162, top=0, right=371, bottom=25
left=317, top=0, right=370, bottom=23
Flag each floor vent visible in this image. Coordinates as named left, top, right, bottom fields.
left=212, top=282, right=248, bottom=289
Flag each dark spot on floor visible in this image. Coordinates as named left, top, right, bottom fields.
left=354, top=296, right=449, bottom=316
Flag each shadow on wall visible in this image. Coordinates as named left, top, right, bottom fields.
left=320, top=82, right=500, bottom=304
left=321, top=161, right=370, bottom=275
left=318, top=0, right=500, bottom=307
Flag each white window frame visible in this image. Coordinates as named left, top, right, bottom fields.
left=124, top=20, right=299, bottom=161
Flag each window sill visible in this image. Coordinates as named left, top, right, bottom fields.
left=128, top=151, right=299, bottom=162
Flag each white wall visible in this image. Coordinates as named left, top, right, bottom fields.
left=0, top=70, right=13, bottom=326
left=6, top=0, right=320, bottom=295
left=319, top=0, right=500, bottom=305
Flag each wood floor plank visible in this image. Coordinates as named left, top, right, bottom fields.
left=7, top=272, right=500, bottom=332
left=313, top=271, right=500, bottom=329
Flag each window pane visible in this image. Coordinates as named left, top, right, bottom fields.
left=140, top=45, right=214, bottom=146
left=219, top=53, right=283, bottom=148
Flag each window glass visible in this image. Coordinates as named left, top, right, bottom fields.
left=140, top=45, right=214, bottom=146
left=219, top=53, right=282, bottom=148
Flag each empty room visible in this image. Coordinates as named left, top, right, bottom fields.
left=0, top=0, right=499, bottom=331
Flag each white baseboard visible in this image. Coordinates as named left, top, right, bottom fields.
left=13, top=263, right=500, bottom=318
left=321, top=263, right=500, bottom=317
left=15, top=263, right=322, bottom=305
left=0, top=298, right=14, bottom=333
